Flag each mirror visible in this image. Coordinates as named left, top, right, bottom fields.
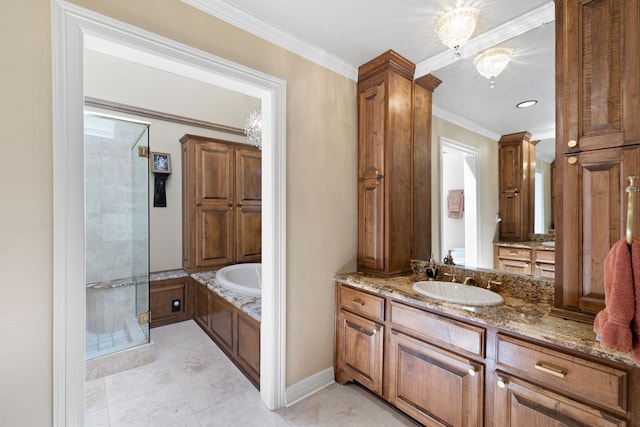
left=430, top=20, right=555, bottom=272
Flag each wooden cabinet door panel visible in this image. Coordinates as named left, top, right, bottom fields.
left=494, top=374, right=625, bottom=427
left=358, top=79, right=386, bottom=180
left=558, top=0, right=634, bottom=153
left=237, top=314, right=260, bottom=377
left=196, top=142, right=234, bottom=204
left=195, top=283, right=210, bottom=331
left=559, top=146, right=640, bottom=314
left=389, top=331, right=484, bottom=427
left=236, top=149, right=262, bottom=204
left=336, top=310, right=384, bottom=395
left=210, top=296, right=234, bottom=353
left=358, top=178, right=385, bottom=271
left=236, top=204, right=262, bottom=262
left=197, top=206, right=234, bottom=267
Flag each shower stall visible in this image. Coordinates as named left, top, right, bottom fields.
left=84, top=113, right=150, bottom=361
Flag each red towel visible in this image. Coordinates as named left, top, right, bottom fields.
left=593, top=238, right=637, bottom=354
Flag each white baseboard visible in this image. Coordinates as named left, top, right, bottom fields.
left=285, top=367, right=335, bottom=407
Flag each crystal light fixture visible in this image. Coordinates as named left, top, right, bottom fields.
left=474, top=47, right=513, bottom=88
left=436, top=7, right=479, bottom=60
left=244, top=108, right=262, bottom=149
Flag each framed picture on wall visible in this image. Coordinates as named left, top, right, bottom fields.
left=151, top=151, right=171, bottom=174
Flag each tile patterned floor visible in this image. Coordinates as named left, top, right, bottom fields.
left=85, top=320, right=419, bottom=427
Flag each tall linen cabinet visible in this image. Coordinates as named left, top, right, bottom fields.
left=181, top=134, right=262, bottom=271
left=554, top=0, right=640, bottom=320
left=357, top=50, right=416, bottom=276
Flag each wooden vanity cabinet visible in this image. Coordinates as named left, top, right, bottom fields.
left=554, top=0, right=640, bottom=320
left=335, top=285, right=385, bottom=395
left=335, top=282, right=640, bottom=426
left=494, top=334, right=629, bottom=426
left=181, top=135, right=261, bottom=272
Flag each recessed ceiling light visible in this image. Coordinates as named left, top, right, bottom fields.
left=516, top=100, right=538, bottom=108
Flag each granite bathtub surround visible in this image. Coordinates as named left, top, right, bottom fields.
left=191, top=271, right=262, bottom=322
left=335, top=261, right=636, bottom=367
left=150, top=269, right=191, bottom=282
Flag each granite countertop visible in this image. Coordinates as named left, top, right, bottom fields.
left=334, top=271, right=636, bottom=367
left=495, top=240, right=556, bottom=251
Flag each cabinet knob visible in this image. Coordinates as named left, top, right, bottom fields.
left=568, top=156, right=578, bottom=165
left=497, top=376, right=508, bottom=388
left=568, top=139, right=577, bottom=148
left=468, top=365, right=478, bottom=376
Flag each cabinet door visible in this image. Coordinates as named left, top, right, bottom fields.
left=196, top=206, right=234, bottom=268
left=388, top=331, right=484, bottom=427
left=494, top=374, right=625, bottom=427
left=358, top=79, right=386, bottom=180
left=236, top=204, right=261, bottom=262
left=358, top=178, right=385, bottom=272
left=209, top=296, right=234, bottom=354
left=194, top=283, right=210, bottom=332
left=558, top=146, right=640, bottom=315
left=335, top=310, right=384, bottom=395
left=195, top=142, right=234, bottom=205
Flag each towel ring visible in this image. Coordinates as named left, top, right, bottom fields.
left=626, top=175, right=640, bottom=245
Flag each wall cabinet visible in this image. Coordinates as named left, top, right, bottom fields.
left=498, top=132, right=534, bottom=241
left=181, top=135, right=261, bottom=272
left=555, top=0, right=640, bottom=320
left=335, top=283, right=639, bottom=426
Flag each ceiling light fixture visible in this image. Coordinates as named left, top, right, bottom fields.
left=474, top=47, right=513, bottom=88
left=436, top=7, right=479, bottom=60
left=244, top=108, right=262, bottom=149
left=516, top=100, right=538, bottom=108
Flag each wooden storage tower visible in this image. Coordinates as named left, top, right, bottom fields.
left=357, top=50, right=416, bottom=276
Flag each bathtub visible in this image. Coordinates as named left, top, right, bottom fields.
left=214, top=263, right=262, bottom=297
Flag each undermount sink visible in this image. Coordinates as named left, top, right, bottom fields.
left=413, top=281, right=504, bottom=307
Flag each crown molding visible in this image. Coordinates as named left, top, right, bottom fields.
left=181, top=0, right=358, bottom=80
left=432, top=106, right=500, bottom=141
left=415, top=1, right=555, bottom=77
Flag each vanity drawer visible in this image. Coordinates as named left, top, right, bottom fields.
left=495, top=334, right=627, bottom=412
left=390, top=301, right=485, bottom=358
left=497, top=246, right=532, bottom=260
left=534, top=249, right=555, bottom=263
left=339, top=285, right=385, bottom=322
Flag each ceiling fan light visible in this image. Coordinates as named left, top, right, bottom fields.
left=474, top=47, right=513, bottom=86
left=436, top=7, right=479, bottom=56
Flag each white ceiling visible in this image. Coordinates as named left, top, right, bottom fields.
left=183, top=0, right=557, bottom=158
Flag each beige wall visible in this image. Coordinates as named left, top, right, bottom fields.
left=432, top=116, right=499, bottom=269
left=1, top=0, right=357, bottom=424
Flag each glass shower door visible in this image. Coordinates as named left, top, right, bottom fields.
left=84, top=113, right=150, bottom=360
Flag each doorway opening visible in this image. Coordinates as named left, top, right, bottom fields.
left=52, top=2, right=287, bottom=424
left=440, top=138, right=480, bottom=267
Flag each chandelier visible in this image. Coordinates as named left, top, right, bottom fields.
left=244, top=108, right=262, bottom=149
left=435, top=7, right=479, bottom=59
left=474, top=47, right=513, bottom=88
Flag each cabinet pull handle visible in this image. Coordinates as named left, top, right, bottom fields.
left=534, top=362, right=567, bottom=378
left=351, top=299, right=365, bottom=306
left=497, top=376, right=508, bottom=388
